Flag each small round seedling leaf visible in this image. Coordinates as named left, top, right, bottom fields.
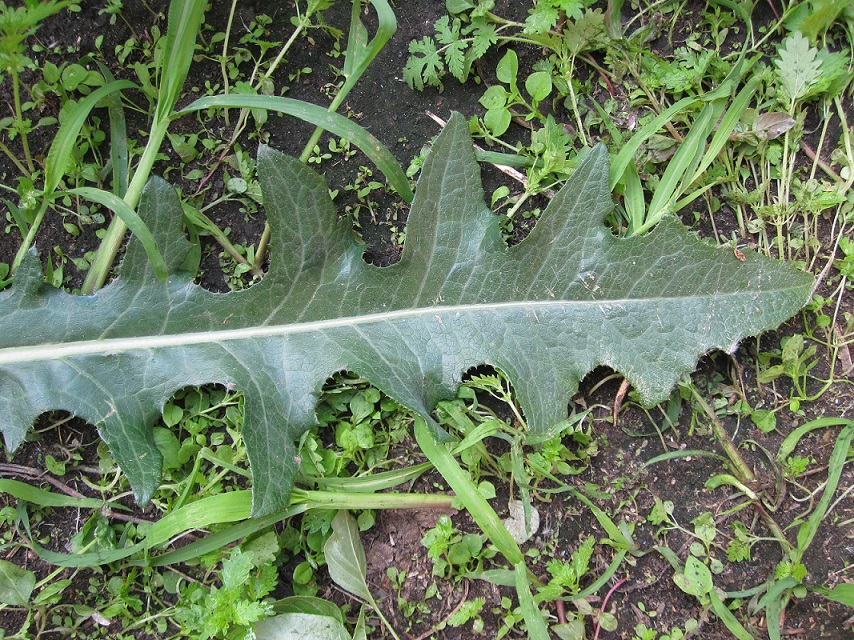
left=525, top=72, right=552, bottom=102
left=479, top=85, right=508, bottom=110
left=61, top=63, right=89, bottom=91
left=750, top=409, right=776, bottom=433
left=674, top=556, right=713, bottom=597
left=484, top=107, right=511, bottom=136
left=598, top=611, right=618, bottom=632
left=0, top=559, right=36, bottom=606
left=227, top=177, right=248, bottom=194
left=496, top=49, right=518, bottom=85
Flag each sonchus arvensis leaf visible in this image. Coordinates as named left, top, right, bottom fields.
left=0, top=114, right=813, bottom=516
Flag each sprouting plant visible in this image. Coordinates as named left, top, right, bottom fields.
left=539, top=535, right=595, bottom=600
left=174, top=545, right=277, bottom=639
left=0, top=0, right=79, bottom=175
left=422, top=514, right=495, bottom=579
left=478, top=49, right=552, bottom=136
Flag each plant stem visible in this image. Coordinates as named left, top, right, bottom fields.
left=81, top=118, right=172, bottom=294
left=292, top=488, right=454, bottom=511
left=10, top=199, right=49, bottom=274
left=563, top=55, right=588, bottom=147
left=690, top=387, right=755, bottom=483
left=0, top=138, right=30, bottom=176
left=11, top=70, right=34, bottom=174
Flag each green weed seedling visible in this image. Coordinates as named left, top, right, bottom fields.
left=478, top=49, right=552, bottom=136
left=422, top=514, right=495, bottom=579
left=0, top=0, right=79, bottom=176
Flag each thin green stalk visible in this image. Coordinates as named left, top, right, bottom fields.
left=505, top=190, right=533, bottom=220
left=292, top=488, right=453, bottom=510
left=0, top=135, right=30, bottom=176
left=10, top=199, right=49, bottom=273
left=11, top=69, right=34, bottom=174
left=563, top=55, right=588, bottom=147
left=226, top=15, right=308, bottom=148
left=186, top=204, right=264, bottom=278
left=690, top=388, right=755, bottom=483
left=219, top=0, right=239, bottom=125
left=82, top=117, right=171, bottom=293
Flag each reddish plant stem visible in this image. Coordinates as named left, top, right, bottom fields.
left=593, top=577, right=627, bottom=640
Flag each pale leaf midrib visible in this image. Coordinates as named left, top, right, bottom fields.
left=0, top=287, right=805, bottom=366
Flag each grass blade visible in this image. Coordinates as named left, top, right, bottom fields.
left=793, top=423, right=853, bottom=562
left=44, top=80, right=136, bottom=197
left=609, top=96, right=699, bottom=191
left=566, top=488, right=634, bottom=550
left=306, top=462, right=431, bottom=492
left=340, top=0, right=396, bottom=99
left=143, top=505, right=304, bottom=567
left=708, top=587, right=754, bottom=640
left=574, top=548, right=628, bottom=599
left=514, top=561, right=550, bottom=640
left=0, top=478, right=114, bottom=510
left=96, top=60, right=129, bottom=197
left=27, top=491, right=254, bottom=567
left=176, top=95, right=414, bottom=202
left=644, top=449, right=729, bottom=466
left=693, top=78, right=758, bottom=179
left=155, top=0, right=207, bottom=121
left=68, top=187, right=168, bottom=280
left=643, top=101, right=721, bottom=229
left=414, top=417, right=524, bottom=566
left=776, top=417, right=851, bottom=462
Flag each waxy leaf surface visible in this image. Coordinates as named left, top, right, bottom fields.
left=0, top=114, right=813, bottom=516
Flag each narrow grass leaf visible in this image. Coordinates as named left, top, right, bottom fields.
left=353, top=607, right=368, bottom=640
left=155, top=0, right=207, bottom=121
left=758, top=576, right=798, bottom=640
left=794, top=424, right=853, bottom=561
left=514, top=561, right=550, bottom=640
left=68, top=187, right=168, bottom=280
left=694, top=79, right=758, bottom=179
left=0, top=559, right=36, bottom=606
left=307, top=463, right=431, bottom=492
left=705, top=473, right=759, bottom=500
left=414, top=417, right=524, bottom=566
left=644, top=101, right=721, bottom=230
left=573, top=548, right=628, bottom=599
left=176, top=95, right=413, bottom=202
left=567, top=488, right=633, bottom=550
left=0, top=478, right=115, bottom=510
left=29, top=491, right=253, bottom=567
left=97, top=62, right=129, bottom=197
left=339, top=0, right=396, bottom=99
left=776, top=418, right=851, bottom=462
left=644, top=449, right=729, bottom=466
left=707, top=588, right=754, bottom=640
left=44, top=80, right=136, bottom=196
left=144, top=504, right=305, bottom=567
left=451, top=419, right=502, bottom=455
left=609, top=96, right=698, bottom=190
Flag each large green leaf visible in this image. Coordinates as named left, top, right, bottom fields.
left=0, top=114, right=812, bottom=516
